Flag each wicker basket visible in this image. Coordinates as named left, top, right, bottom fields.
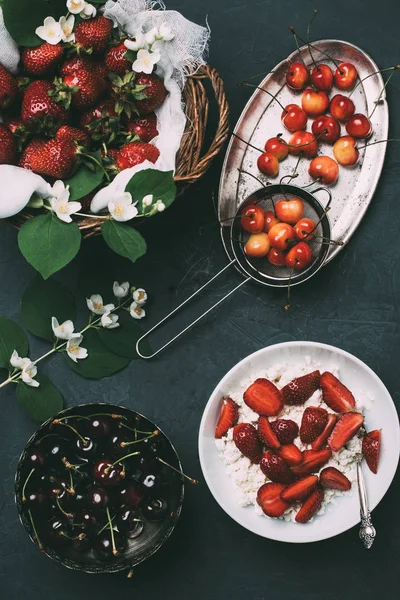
left=9, top=65, right=229, bottom=239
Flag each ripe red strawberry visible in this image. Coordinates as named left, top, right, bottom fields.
left=21, top=43, right=64, bottom=76
left=21, top=80, right=67, bottom=125
left=276, top=444, right=303, bottom=466
left=295, top=485, right=324, bottom=523
left=270, top=419, right=299, bottom=445
left=80, top=101, right=120, bottom=144
left=257, top=416, right=280, bottom=449
left=75, top=16, right=113, bottom=53
left=300, top=406, right=328, bottom=444
left=116, top=142, right=160, bottom=170
left=134, top=73, right=168, bottom=115
left=260, top=450, right=293, bottom=483
left=362, top=430, right=381, bottom=474
left=243, top=378, right=283, bottom=416
left=214, top=397, right=239, bottom=439
left=328, top=412, right=364, bottom=452
left=56, top=125, right=90, bottom=148
left=311, top=414, right=337, bottom=451
left=0, top=124, right=16, bottom=164
left=92, top=61, right=110, bottom=95
left=126, top=113, right=158, bottom=143
left=281, top=370, right=321, bottom=405
left=257, top=482, right=289, bottom=518
left=105, top=42, right=131, bottom=75
left=60, top=56, right=94, bottom=77
left=4, top=117, right=28, bottom=150
left=0, top=64, right=18, bottom=109
left=280, top=475, right=318, bottom=503
left=233, top=423, right=262, bottom=463
left=19, top=139, right=47, bottom=170
left=61, top=69, right=103, bottom=110
left=320, top=371, right=356, bottom=412
left=320, top=466, right=351, bottom=491
left=291, top=448, right=332, bottom=476
left=24, top=138, right=77, bottom=179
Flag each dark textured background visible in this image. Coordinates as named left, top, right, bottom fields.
left=1, top=0, right=399, bottom=598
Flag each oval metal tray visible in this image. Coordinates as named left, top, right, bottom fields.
left=218, top=39, right=389, bottom=265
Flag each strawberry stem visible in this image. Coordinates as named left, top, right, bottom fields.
left=76, top=150, right=111, bottom=183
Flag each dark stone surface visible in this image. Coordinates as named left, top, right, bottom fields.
left=0, top=0, right=399, bottom=598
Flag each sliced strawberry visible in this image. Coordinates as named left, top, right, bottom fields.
left=311, top=414, right=337, bottom=451
left=260, top=450, right=293, bottom=483
left=320, top=371, right=356, bottom=412
left=362, top=430, right=381, bottom=474
left=243, top=378, right=283, bottom=416
left=276, top=444, right=303, bottom=466
left=280, top=475, right=318, bottom=502
left=214, top=397, right=239, bottom=439
left=257, top=482, right=290, bottom=517
left=233, top=423, right=262, bottom=463
left=320, top=467, right=351, bottom=491
left=300, top=406, right=328, bottom=443
left=270, top=419, right=299, bottom=444
left=328, top=412, right=364, bottom=452
left=291, top=448, right=332, bottom=476
left=295, top=485, right=324, bottom=523
left=281, top=370, right=320, bottom=406
left=257, top=416, right=280, bottom=449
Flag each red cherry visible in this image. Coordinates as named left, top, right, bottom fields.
left=345, top=113, right=372, bottom=139
left=268, top=223, right=294, bottom=250
left=281, top=104, right=308, bottom=132
left=334, top=62, right=358, bottom=90
left=257, top=152, right=279, bottom=177
left=333, top=135, right=360, bottom=166
left=286, top=62, right=309, bottom=90
left=309, top=156, right=339, bottom=185
left=288, top=131, right=318, bottom=158
left=264, top=137, right=289, bottom=161
left=244, top=233, right=271, bottom=258
left=329, top=94, right=355, bottom=121
left=285, top=242, right=313, bottom=271
left=241, top=205, right=265, bottom=233
left=275, top=198, right=304, bottom=224
left=267, top=248, right=287, bottom=267
left=310, top=64, right=333, bottom=91
left=301, top=88, right=329, bottom=117
left=294, top=218, right=317, bottom=240
left=311, top=114, right=340, bottom=144
left=263, top=210, right=280, bottom=232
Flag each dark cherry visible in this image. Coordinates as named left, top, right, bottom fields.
left=140, top=435, right=165, bottom=458
left=43, top=518, right=70, bottom=547
left=75, top=436, right=98, bottom=460
left=87, top=487, right=110, bottom=511
left=120, top=481, right=144, bottom=509
left=142, top=498, right=169, bottom=521
left=71, top=533, right=92, bottom=554
left=93, top=460, right=124, bottom=487
left=139, top=472, right=163, bottom=495
left=69, top=485, right=87, bottom=511
left=74, top=510, right=100, bottom=535
left=25, top=488, right=49, bottom=512
left=108, top=432, right=134, bottom=458
left=86, top=416, right=111, bottom=439
left=94, top=530, right=127, bottom=561
left=39, top=438, right=70, bottom=465
left=116, top=508, right=144, bottom=539
left=26, top=448, right=48, bottom=469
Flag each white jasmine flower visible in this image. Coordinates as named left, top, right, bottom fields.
left=113, top=281, right=130, bottom=298
left=59, top=15, right=75, bottom=43
left=132, top=49, right=161, bottom=74
left=66, top=335, right=88, bottom=362
left=145, top=26, right=158, bottom=46
left=142, top=194, right=153, bottom=207
left=48, top=181, right=81, bottom=224
left=156, top=200, right=166, bottom=212
left=157, top=23, right=174, bottom=41
left=80, top=3, right=97, bottom=19
left=124, top=30, right=146, bottom=52
left=10, top=350, right=31, bottom=370
left=66, top=0, right=86, bottom=14
left=132, top=288, right=147, bottom=306
left=130, top=302, right=146, bottom=320
left=101, top=312, right=120, bottom=329
left=51, top=317, right=75, bottom=340
left=86, top=294, right=115, bottom=315
left=21, top=362, right=40, bottom=387
left=108, top=192, right=138, bottom=222
left=35, top=16, right=63, bottom=45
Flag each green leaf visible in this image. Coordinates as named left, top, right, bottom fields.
left=2, top=0, right=66, bottom=47
left=21, top=276, right=77, bottom=342
left=27, top=192, right=44, bottom=209
left=98, top=313, right=151, bottom=359
left=16, top=374, right=64, bottom=422
left=0, top=316, right=29, bottom=369
left=65, top=152, right=104, bottom=201
left=65, top=328, right=130, bottom=379
left=18, top=214, right=81, bottom=279
left=101, top=220, right=147, bottom=264
left=125, top=169, right=176, bottom=214
left=125, top=49, right=137, bottom=63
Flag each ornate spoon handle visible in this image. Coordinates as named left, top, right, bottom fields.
left=356, top=458, right=376, bottom=549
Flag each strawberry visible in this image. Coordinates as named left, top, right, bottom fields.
left=311, top=414, right=337, bottom=451
left=243, top=378, right=283, bottom=416
left=280, top=475, right=318, bottom=503
left=21, top=80, right=67, bottom=126
left=4, top=117, right=28, bottom=151
left=362, top=430, right=381, bottom=474
left=23, top=138, right=77, bottom=179
left=60, top=56, right=94, bottom=77
left=260, top=450, right=293, bottom=483
left=214, top=397, right=239, bottom=439
left=105, top=42, right=131, bottom=75
left=320, top=467, right=351, bottom=491
left=320, top=371, right=356, bottom=412
left=56, top=125, right=90, bottom=148
left=276, top=444, right=303, bottom=466
left=291, top=448, right=332, bottom=476
left=257, top=482, right=289, bottom=518
left=270, top=419, right=299, bottom=445
left=233, top=423, right=262, bottom=463
left=0, top=124, right=16, bottom=164
left=295, top=485, right=324, bottom=523
left=257, top=416, right=280, bottom=449
left=19, top=139, right=47, bottom=170
left=0, top=64, right=18, bottom=109
left=80, top=101, right=119, bottom=142
left=116, top=142, right=160, bottom=170
left=125, top=113, right=158, bottom=143
left=21, top=43, right=63, bottom=76
left=281, top=370, right=320, bottom=406
left=134, top=73, right=168, bottom=115
left=75, top=16, right=113, bottom=54
left=300, top=406, right=328, bottom=444
left=92, top=61, right=110, bottom=95
left=328, top=412, right=364, bottom=452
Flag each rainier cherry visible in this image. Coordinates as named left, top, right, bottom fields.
left=334, top=62, right=358, bottom=90
left=244, top=233, right=271, bottom=258
left=301, top=88, right=329, bottom=117
left=241, top=205, right=265, bottom=233
left=257, top=152, right=279, bottom=177
left=294, top=218, right=317, bottom=240
left=285, top=242, right=313, bottom=271
left=311, top=115, right=340, bottom=144
left=329, top=94, right=355, bottom=121
left=281, top=104, right=308, bottom=132
left=310, top=64, right=333, bottom=91
left=286, top=62, right=309, bottom=90
left=264, top=137, right=289, bottom=161
left=267, top=248, right=286, bottom=266
left=345, top=114, right=372, bottom=139
left=275, top=198, right=304, bottom=224
left=263, top=210, right=280, bottom=232
left=268, top=223, right=294, bottom=251
left=309, top=156, right=339, bottom=185
left=288, top=131, right=318, bottom=158
left=333, top=135, right=359, bottom=165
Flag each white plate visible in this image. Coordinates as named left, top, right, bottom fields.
left=198, top=342, right=399, bottom=543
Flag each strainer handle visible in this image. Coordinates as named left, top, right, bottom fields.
left=311, top=186, right=332, bottom=211
left=136, top=260, right=250, bottom=359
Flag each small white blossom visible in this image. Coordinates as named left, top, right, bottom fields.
left=87, top=294, right=115, bottom=315
left=101, top=312, right=120, bottom=329
left=80, top=3, right=97, bottom=19
left=113, top=281, right=130, bottom=298
left=142, top=194, right=153, bottom=207
left=51, top=317, right=75, bottom=340
left=156, top=200, right=166, bottom=212
left=145, top=27, right=158, bottom=46
left=124, top=30, right=146, bottom=52
left=66, top=0, right=86, bottom=14
left=10, top=350, right=31, bottom=370
left=21, top=362, right=40, bottom=388
left=35, top=16, right=63, bottom=45
left=108, top=192, right=138, bottom=222
left=130, top=301, right=146, bottom=320
left=67, top=335, right=88, bottom=362
left=157, top=23, right=174, bottom=41
left=59, top=15, right=75, bottom=43
left=132, top=48, right=161, bottom=74
left=48, top=181, right=81, bottom=224
left=132, top=288, right=147, bottom=306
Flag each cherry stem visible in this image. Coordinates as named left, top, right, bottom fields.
left=237, top=168, right=266, bottom=187
left=52, top=420, right=88, bottom=446
left=61, top=532, right=86, bottom=541
left=22, top=468, right=35, bottom=503
left=28, top=509, right=44, bottom=551
left=239, top=82, right=287, bottom=112
left=239, top=69, right=277, bottom=85
left=120, top=431, right=158, bottom=448
left=62, top=456, right=85, bottom=471
left=156, top=457, right=199, bottom=485
left=97, top=514, right=116, bottom=535
left=288, top=26, right=310, bottom=70
left=358, top=138, right=400, bottom=150
left=368, top=69, right=396, bottom=119
left=231, top=132, right=263, bottom=154
left=349, top=65, right=399, bottom=98
left=56, top=495, right=73, bottom=519
left=68, top=470, right=75, bottom=495
left=106, top=507, right=118, bottom=556
left=307, top=9, right=318, bottom=43
left=295, top=34, right=341, bottom=70
left=54, top=415, right=90, bottom=422
left=284, top=268, right=295, bottom=312
left=306, top=234, right=343, bottom=246
left=107, top=451, right=140, bottom=471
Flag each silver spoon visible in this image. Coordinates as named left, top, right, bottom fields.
left=356, top=453, right=376, bottom=549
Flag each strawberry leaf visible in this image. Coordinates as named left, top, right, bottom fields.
left=101, top=220, right=147, bottom=264
left=2, top=0, right=67, bottom=46
left=125, top=169, right=176, bottom=213
left=16, top=374, right=64, bottom=421
left=0, top=316, right=29, bottom=370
